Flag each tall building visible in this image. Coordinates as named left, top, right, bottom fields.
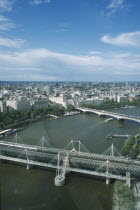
left=0, top=100, right=7, bottom=112
left=44, top=85, right=53, bottom=95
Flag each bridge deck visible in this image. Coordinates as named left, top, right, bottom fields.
left=1, top=140, right=140, bottom=167
left=0, top=155, right=126, bottom=181
left=0, top=140, right=139, bottom=182
left=77, top=107, right=140, bottom=123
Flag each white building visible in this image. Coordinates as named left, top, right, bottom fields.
left=49, top=96, right=67, bottom=107
left=7, top=96, right=31, bottom=111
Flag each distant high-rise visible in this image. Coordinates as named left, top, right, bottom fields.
left=126, top=82, right=129, bottom=87
left=44, top=85, right=53, bottom=95
left=0, top=100, right=7, bottom=112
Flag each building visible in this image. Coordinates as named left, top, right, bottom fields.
left=0, top=100, right=7, bottom=112
left=31, top=100, right=48, bottom=109
left=44, top=85, right=53, bottom=95
left=7, top=96, right=31, bottom=111
left=49, top=96, right=67, bottom=107
left=75, top=98, right=105, bottom=107
left=117, top=96, right=128, bottom=103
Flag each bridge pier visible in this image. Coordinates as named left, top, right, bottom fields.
left=27, top=163, right=31, bottom=170
left=98, top=114, right=106, bottom=117
left=55, top=154, right=66, bottom=187
left=126, top=172, right=131, bottom=188
left=106, top=177, right=110, bottom=185
left=116, top=118, right=124, bottom=121
left=55, top=173, right=65, bottom=187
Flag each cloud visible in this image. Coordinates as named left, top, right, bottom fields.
left=101, top=31, right=140, bottom=47
left=0, top=0, right=15, bottom=12
left=0, top=48, right=140, bottom=81
left=0, top=0, right=17, bottom=31
left=0, top=37, right=26, bottom=48
left=88, top=51, right=102, bottom=55
left=108, top=0, right=125, bottom=9
left=0, top=2, right=17, bottom=31
left=106, top=0, right=126, bottom=15
left=30, top=0, right=51, bottom=5
left=11, top=73, right=56, bottom=81
left=0, top=72, right=57, bottom=81
left=56, top=22, right=71, bottom=33
left=0, top=15, right=15, bottom=31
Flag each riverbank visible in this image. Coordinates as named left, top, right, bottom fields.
left=121, top=135, right=140, bottom=159
left=133, top=181, right=140, bottom=210
left=3, top=112, right=81, bottom=130
left=82, top=100, right=140, bottom=110
left=112, top=181, right=135, bottom=210
left=0, top=106, right=65, bottom=129
left=3, top=111, right=81, bottom=130
left=3, top=115, right=49, bottom=129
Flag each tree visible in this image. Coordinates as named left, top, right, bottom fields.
left=67, top=104, right=75, bottom=112
left=121, top=136, right=136, bottom=157
left=129, top=148, right=139, bottom=159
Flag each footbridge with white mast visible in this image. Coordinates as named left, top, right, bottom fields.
left=0, top=134, right=140, bottom=187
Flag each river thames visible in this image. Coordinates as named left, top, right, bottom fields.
left=0, top=107, right=140, bottom=210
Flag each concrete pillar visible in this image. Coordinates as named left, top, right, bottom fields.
left=55, top=174, right=65, bottom=186
left=126, top=172, right=131, bottom=188
left=106, top=177, right=110, bottom=185
left=117, top=118, right=124, bottom=121
left=27, top=164, right=31, bottom=170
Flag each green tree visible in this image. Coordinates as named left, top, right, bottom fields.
left=121, top=136, right=136, bottom=157
left=67, top=104, right=75, bottom=112
left=129, top=148, right=139, bottom=159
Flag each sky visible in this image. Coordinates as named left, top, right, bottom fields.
left=0, top=0, right=140, bottom=81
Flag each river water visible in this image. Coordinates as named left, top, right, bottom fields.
left=0, top=107, right=140, bottom=210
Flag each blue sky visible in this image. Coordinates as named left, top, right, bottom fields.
left=0, top=0, right=140, bottom=81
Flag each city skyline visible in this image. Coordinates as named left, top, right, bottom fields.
left=0, top=0, right=140, bottom=81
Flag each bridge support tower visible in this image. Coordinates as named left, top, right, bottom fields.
left=55, top=153, right=69, bottom=187
left=126, top=172, right=131, bottom=188
left=105, top=159, right=110, bottom=184
left=25, top=149, right=31, bottom=170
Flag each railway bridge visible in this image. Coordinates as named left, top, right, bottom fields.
left=0, top=137, right=140, bottom=187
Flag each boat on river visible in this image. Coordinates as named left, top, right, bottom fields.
left=64, top=111, right=80, bottom=117
left=0, top=128, right=22, bottom=138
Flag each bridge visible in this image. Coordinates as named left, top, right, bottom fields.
left=77, top=107, right=140, bottom=123
left=0, top=136, right=140, bottom=187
